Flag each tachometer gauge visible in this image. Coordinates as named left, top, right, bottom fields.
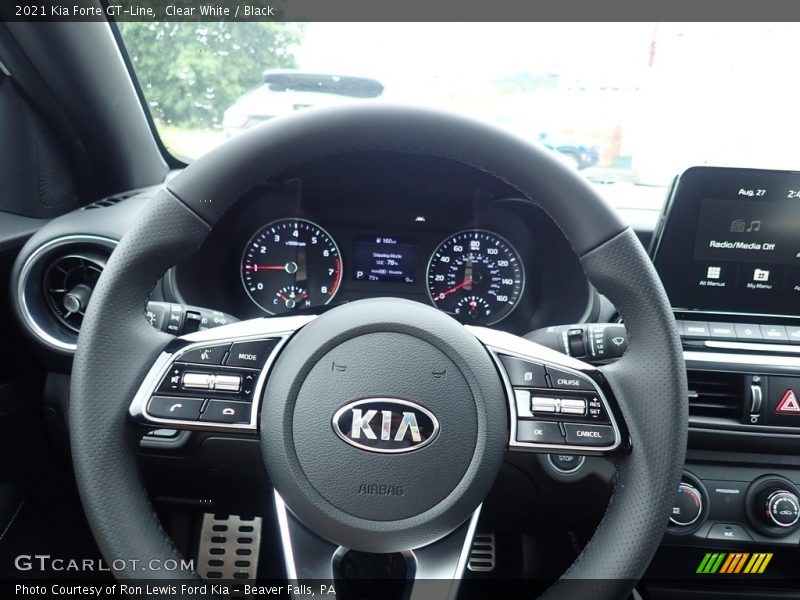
left=242, top=218, right=342, bottom=315
left=427, top=230, right=524, bottom=325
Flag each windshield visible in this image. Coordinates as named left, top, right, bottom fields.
left=119, top=22, right=800, bottom=208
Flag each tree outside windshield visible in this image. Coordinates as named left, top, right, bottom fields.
left=119, top=22, right=800, bottom=208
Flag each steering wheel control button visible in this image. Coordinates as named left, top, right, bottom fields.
left=545, top=366, right=594, bottom=391
left=547, top=453, right=585, bottom=475
left=707, top=523, right=753, bottom=543
left=181, top=344, right=230, bottom=365
left=514, top=389, right=533, bottom=418
left=516, top=420, right=564, bottom=444
left=670, top=483, right=703, bottom=527
left=225, top=339, right=279, bottom=368
left=213, top=374, right=243, bottom=393
left=200, top=400, right=251, bottom=424
left=182, top=372, right=214, bottom=390
left=563, top=423, right=614, bottom=446
left=147, top=396, right=204, bottom=420
left=559, top=398, right=587, bottom=416
left=499, top=355, right=547, bottom=387
left=531, top=396, right=558, bottom=413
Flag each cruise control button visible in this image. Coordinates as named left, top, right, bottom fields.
left=560, top=398, right=587, bottom=416
left=147, top=396, right=204, bottom=420
left=546, top=367, right=595, bottom=391
left=225, top=339, right=279, bottom=368
left=200, top=400, right=252, bottom=424
left=516, top=420, right=564, bottom=444
left=563, top=423, right=614, bottom=446
left=180, top=344, right=230, bottom=365
left=499, top=356, right=547, bottom=387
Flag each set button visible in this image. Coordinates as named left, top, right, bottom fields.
left=529, top=396, right=587, bottom=416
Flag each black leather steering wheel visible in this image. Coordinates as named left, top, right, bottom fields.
left=69, top=104, right=687, bottom=599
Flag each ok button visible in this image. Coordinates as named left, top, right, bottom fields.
left=517, top=420, right=564, bottom=444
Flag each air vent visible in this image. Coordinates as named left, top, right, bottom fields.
left=81, top=190, right=138, bottom=210
left=687, top=370, right=743, bottom=421
left=17, top=235, right=117, bottom=352
left=43, top=253, right=106, bottom=332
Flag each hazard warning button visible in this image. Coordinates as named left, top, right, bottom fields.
left=767, top=378, right=800, bottom=425
left=776, top=389, right=800, bottom=415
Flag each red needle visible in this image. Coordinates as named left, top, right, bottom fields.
left=435, top=278, right=473, bottom=302
left=245, top=264, right=286, bottom=272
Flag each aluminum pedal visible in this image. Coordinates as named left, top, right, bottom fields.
left=467, top=532, right=496, bottom=572
left=197, top=514, right=262, bottom=580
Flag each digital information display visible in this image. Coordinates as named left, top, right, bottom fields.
left=654, top=167, right=800, bottom=317
left=353, top=235, right=417, bottom=284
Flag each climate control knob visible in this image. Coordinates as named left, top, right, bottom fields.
left=764, top=489, right=800, bottom=529
left=670, top=482, right=703, bottom=527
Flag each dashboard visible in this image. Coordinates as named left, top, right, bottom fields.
left=10, top=153, right=800, bottom=595
left=168, top=153, right=593, bottom=334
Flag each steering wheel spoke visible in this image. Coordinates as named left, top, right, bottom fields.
left=468, top=326, right=631, bottom=456
left=129, top=315, right=314, bottom=432
left=274, top=491, right=480, bottom=600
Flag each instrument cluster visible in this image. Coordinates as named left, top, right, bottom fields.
left=239, top=217, right=526, bottom=325
left=170, top=153, right=593, bottom=334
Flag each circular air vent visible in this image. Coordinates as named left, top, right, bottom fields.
left=16, top=235, right=117, bottom=352
left=43, top=253, right=107, bottom=332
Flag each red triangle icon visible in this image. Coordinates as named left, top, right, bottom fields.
left=776, top=389, right=800, bottom=414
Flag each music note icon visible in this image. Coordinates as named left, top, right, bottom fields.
left=746, top=220, right=761, bottom=232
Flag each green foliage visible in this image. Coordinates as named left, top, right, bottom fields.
left=118, top=22, right=304, bottom=128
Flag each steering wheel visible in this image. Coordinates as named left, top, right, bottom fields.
left=69, top=104, right=687, bottom=599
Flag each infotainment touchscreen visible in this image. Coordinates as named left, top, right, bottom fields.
left=653, top=167, right=800, bottom=317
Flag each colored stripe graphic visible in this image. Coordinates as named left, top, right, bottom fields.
left=697, top=552, right=773, bottom=574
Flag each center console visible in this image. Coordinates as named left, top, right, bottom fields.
left=531, top=168, right=800, bottom=588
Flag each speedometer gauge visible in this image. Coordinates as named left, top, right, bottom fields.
left=427, top=230, right=524, bottom=325
left=241, top=218, right=342, bottom=315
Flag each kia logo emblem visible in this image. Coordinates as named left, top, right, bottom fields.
left=332, top=398, right=439, bottom=453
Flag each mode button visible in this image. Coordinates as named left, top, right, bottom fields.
left=225, top=339, right=279, bottom=368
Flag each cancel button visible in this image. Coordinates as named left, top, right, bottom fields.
left=563, top=423, right=614, bottom=447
